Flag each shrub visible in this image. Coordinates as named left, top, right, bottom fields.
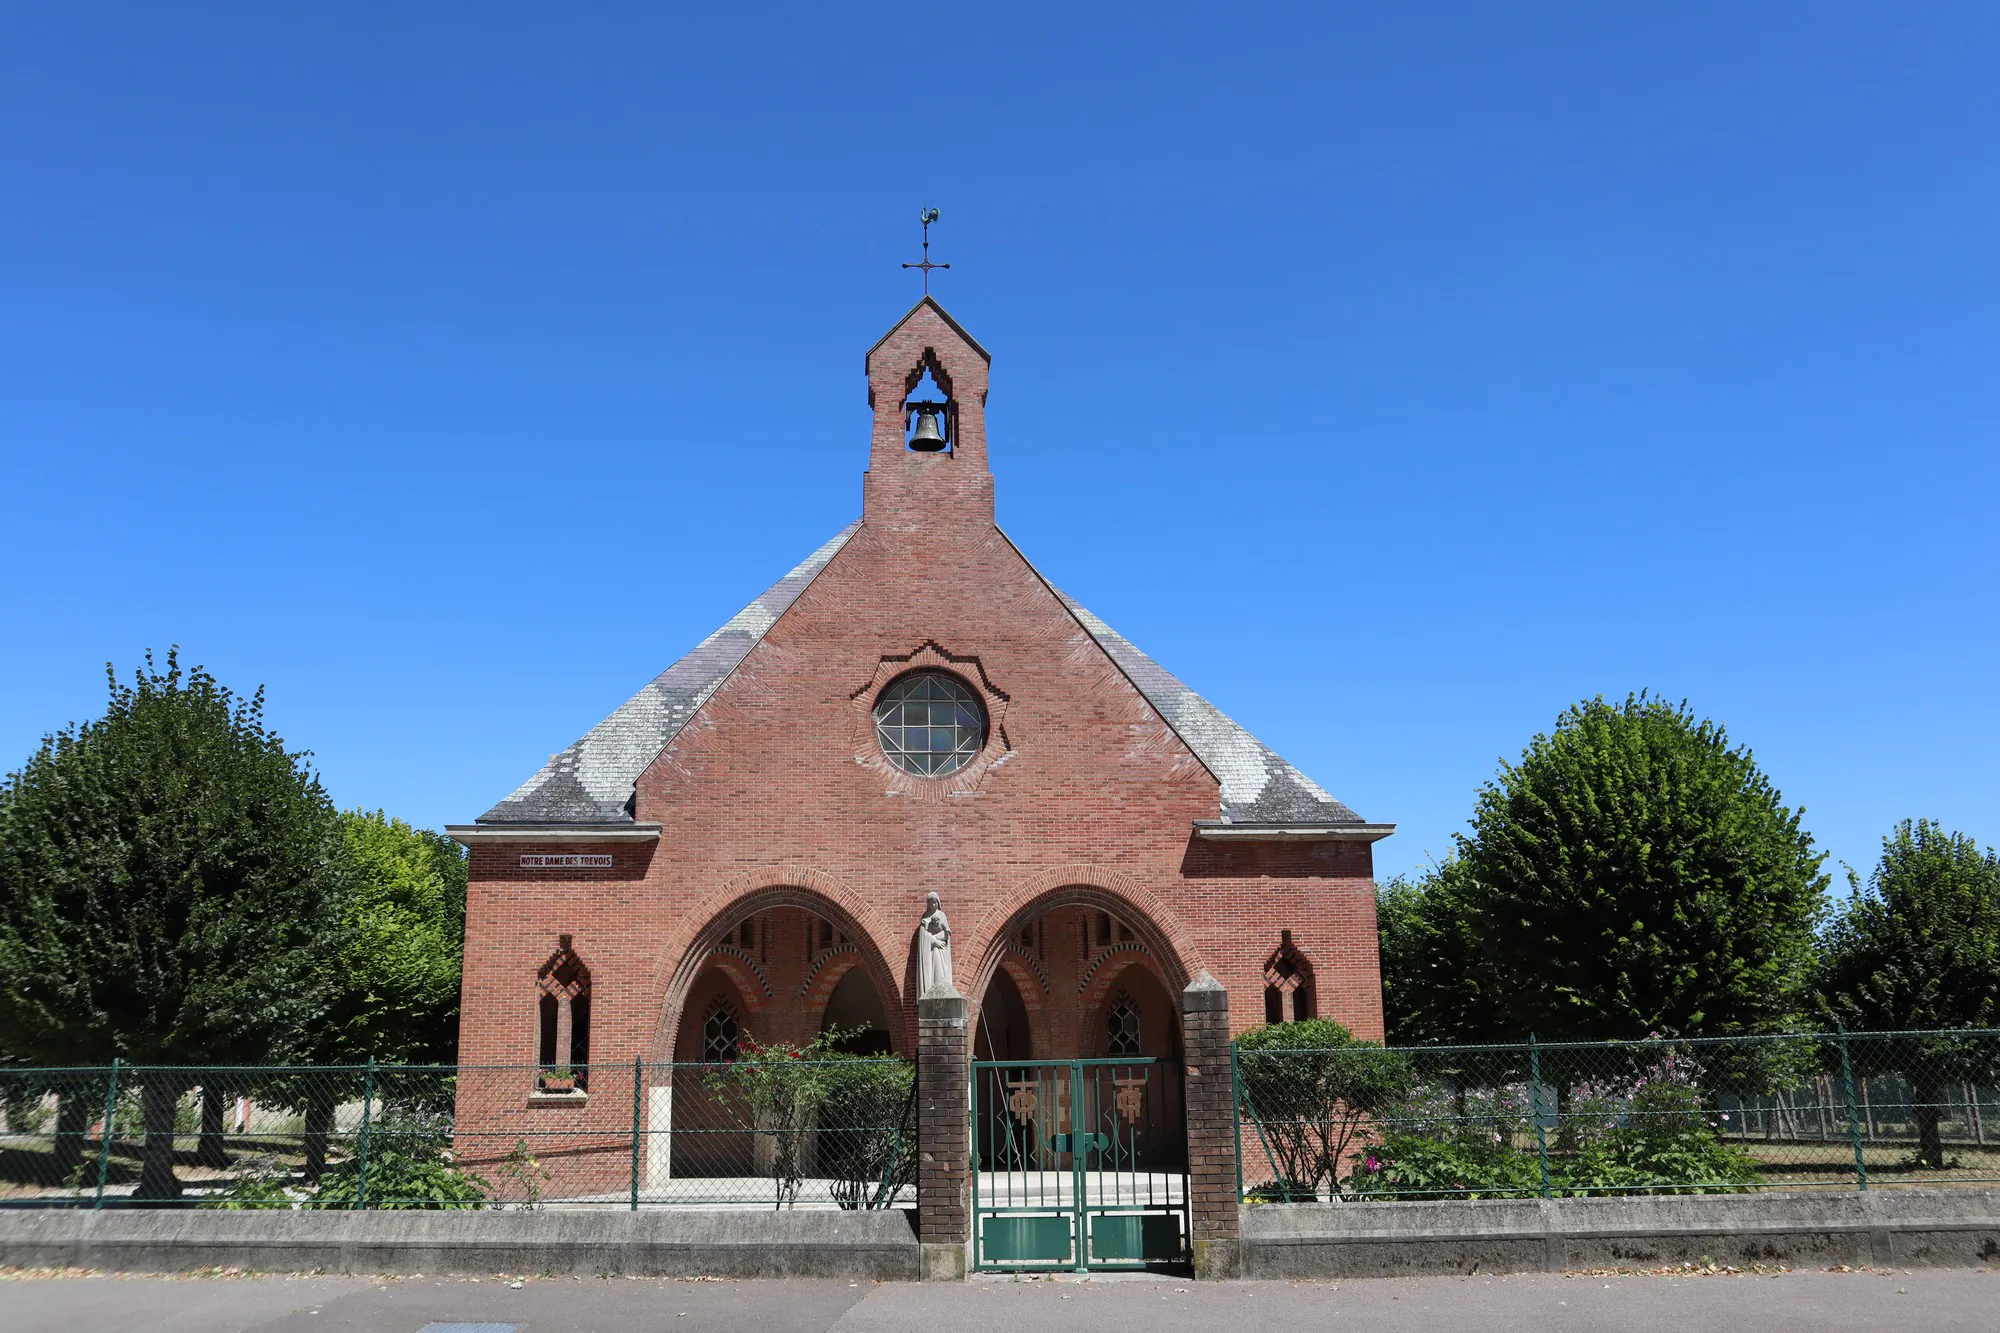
left=704, top=1028, right=915, bottom=1210
left=1244, top=1179, right=1319, bottom=1203
left=816, top=1058, right=916, bottom=1210
left=1236, top=1019, right=1414, bottom=1200
left=198, top=1162, right=300, bottom=1210
left=313, top=1111, right=487, bottom=1210
left=1557, top=1082, right=1760, bottom=1195
left=1346, top=1131, right=1543, bottom=1200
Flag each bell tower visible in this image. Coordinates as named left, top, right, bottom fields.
left=863, top=296, right=993, bottom=529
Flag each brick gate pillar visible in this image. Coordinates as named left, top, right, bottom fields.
left=916, top=986, right=971, bottom=1279
left=1182, top=973, right=1242, bottom=1279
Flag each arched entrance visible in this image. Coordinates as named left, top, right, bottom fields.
left=966, top=886, right=1194, bottom=1271
left=645, top=886, right=904, bottom=1197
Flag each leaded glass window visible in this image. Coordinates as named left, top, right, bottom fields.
left=1106, top=995, right=1142, bottom=1057
left=873, top=671, right=987, bottom=776
left=702, top=1000, right=739, bottom=1062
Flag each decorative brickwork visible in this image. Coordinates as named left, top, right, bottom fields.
left=451, top=298, right=1384, bottom=1239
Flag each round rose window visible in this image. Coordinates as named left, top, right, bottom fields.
left=873, top=671, right=988, bottom=776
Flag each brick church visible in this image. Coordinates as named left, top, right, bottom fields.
left=449, top=297, right=1389, bottom=1226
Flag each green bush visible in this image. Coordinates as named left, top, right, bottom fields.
left=1556, top=1083, right=1759, bottom=1194
left=816, top=1057, right=916, bottom=1210
left=198, top=1167, right=300, bottom=1210
left=313, top=1111, right=487, bottom=1210
left=1346, top=1131, right=1544, bottom=1200
left=1340, top=1076, right=1760, bottom=1199
left=1236, top=1020, right=1414, bottom=1200
left=704, top=1029, right=914, bottom=1210
left=314, top=1149, right=488, bottom=1210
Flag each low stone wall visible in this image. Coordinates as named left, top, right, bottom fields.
left=1244, top=1190, right=2000, bottom=1278
left=0, top=1208, right=920, bottom=1280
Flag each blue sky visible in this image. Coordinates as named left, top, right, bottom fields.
left=2, top=5, right=1995, bottom=886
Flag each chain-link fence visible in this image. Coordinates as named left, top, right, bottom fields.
left=1235, top=1029, right=2000, bottom=1202
left=0, top=1058, right=915, bottom=1211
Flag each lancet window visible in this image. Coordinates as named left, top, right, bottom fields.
left=537, top=935, right=591, bottom=1092
left=1262, top=930, right=1316, bottom=1025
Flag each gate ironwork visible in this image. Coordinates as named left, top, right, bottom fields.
left=971, top=1058, right=1190, bottom=1270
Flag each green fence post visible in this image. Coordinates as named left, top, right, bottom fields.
left=356, top=1057, right=376, bottom=1210
left=1229, top=1039, right=1245, bottom=1203
left=1836, top=1023, right=1867, bottom=1191
left=1530, top=1036, right=1551, bottom=1199
left=1070, top=1059, right=1086, bottom=1273
left=93, top=1058, right=120, bottom=1209
left=630, top=1054, right=643, bottom=1212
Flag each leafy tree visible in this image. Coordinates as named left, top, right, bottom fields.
left=0, top=651, right=347, bottom=1199
left=1377, top=864, right=1490, bottom=1046
left=1448, top=693, right=1826, bottom=1042
left=1816, top=819, right=2000, bottom=1169
left=314, top=810, right=466, bottom=1066
left=267, top=811, right=465, bottom=1181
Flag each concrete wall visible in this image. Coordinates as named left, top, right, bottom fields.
left=1243, top=1190, right=2000, bottom=1279
left=0, top=1209, right=919, bottom=1280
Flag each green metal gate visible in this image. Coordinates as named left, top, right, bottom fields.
left=971, top=1058, right=1190, bottom=1271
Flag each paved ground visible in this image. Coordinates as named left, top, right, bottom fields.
left=3, top=1267, right=1996, bottom=1332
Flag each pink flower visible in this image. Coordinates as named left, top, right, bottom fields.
left=1364, top=1155, right=1381, bottom=1172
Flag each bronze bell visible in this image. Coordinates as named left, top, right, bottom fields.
left=907, top=405, right=948, bottom=452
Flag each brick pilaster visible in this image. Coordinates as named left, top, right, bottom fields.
left=1182, top=973, right=1242, bottom=1279
left=916, top=988, right=971, bottom=1279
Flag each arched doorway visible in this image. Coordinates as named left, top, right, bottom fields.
left=819, top=965, right=893, bottom=1055
left=647, top=888, right=905, bottom=1197
left=967, top=887, right=1193, bottom=1271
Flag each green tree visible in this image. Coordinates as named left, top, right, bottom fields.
left=1817, top=819, right=2000, bottom=1169
left=269, top=810, right=465, bottom=1181
left=0, top=651, right=348, bottom=1200
left=1377, top=864, right=1490, bottom=1046
left=314, top=810, right=466, bottom=1066
left=1450, top=693, right=1826, bottom=1042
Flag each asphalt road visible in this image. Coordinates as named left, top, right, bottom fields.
left=4, top=1268, right=1996, bottom=1333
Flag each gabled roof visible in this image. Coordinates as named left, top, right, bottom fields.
left=866, top=295, right=991, bottom=366
left=477, top=522, right=1364, bottom=828
left=477, top=523, right=860, bottom=824
left=1044, top=586, right=1365, bottom=826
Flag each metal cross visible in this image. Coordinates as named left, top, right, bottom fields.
left=901, top=207, right=950, bottom=294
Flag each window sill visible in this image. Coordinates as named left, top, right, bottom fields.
left=527, top=1091, right=589, bottom=1106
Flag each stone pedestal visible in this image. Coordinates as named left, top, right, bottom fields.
left=916, top=988, right=971, bottom=1280
left=1182, top=973, right=1242, bottom=1279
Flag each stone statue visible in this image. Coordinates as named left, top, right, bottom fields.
left=917, top=891, right=954, bottom=996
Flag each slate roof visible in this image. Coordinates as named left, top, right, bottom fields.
left=478, top=523, right=861, bottom=824
left=1046, top=587, right=1364, bottom=825
left=478, top=522, right=1364, bottom=827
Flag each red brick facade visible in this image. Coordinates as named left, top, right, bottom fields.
left=452, top=299, right=1384, bottom=1204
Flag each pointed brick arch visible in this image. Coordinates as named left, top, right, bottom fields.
left=964, top=866, right=1206, bottom=1007
left=799, top=948, right=865, bottom=1031
left=649, top=864, right=906, bottom=1061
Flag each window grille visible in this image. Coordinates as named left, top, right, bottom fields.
left=872, top=671, right=987, bottom=776
left=1106, top=995, right=1142, bottom=1057
left=702, top=1000, right=740, bottom=1063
